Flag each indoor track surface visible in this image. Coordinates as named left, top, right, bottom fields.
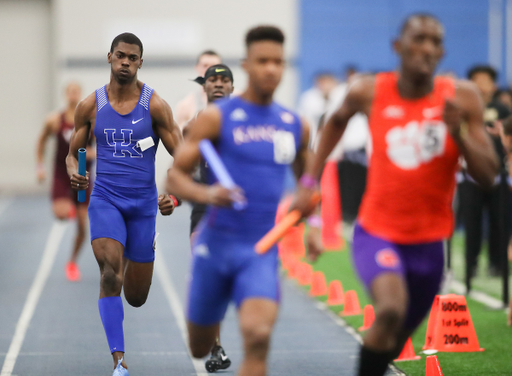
left=0, top=196, right=398, bottom=376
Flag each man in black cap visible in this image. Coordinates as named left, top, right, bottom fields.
left=178, top=63, right=234, bottom=373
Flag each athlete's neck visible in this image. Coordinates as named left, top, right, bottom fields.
left=240, top=87, right=274, bottom=106
left=397, top=69, right=434, bottom=99
left=108, top=75, right=140, bottom=101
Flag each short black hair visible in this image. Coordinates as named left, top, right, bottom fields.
left=110, top=32, right=143, bottom=57
left=196, top=50, right=221, bottom=64
left=467, top=65, right=498, bottom=82
left=400, top=13, right=443, bottom=36
left=245, top=25, right=285, bottom=48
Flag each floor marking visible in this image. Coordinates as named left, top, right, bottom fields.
left=155, top=252, right=208, bottom=376
left=0, top=221, right=68, bottom=376
left=450, top=280, right=505, bottom=310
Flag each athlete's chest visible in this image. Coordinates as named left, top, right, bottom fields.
left=371, top=97, right=456, bottom=170
left=220, top=106, right=298, bottom=165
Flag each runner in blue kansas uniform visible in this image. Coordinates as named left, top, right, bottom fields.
left=67, top=33, right=182, bottom=376
left=167, top=26, right=310, bottom=376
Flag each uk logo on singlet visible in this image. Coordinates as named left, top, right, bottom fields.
left=104, top=129, right=142, bottom=158
left=385, top=120, right=447, bottom=170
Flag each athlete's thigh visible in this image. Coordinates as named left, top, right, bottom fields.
left=401, top=241, right=444, bottom=330
left=187, top=238, right=232, bottom=327
left=124, top=214, right=156, bottom=263
left=352, top=223, right=408, bottom=308
left=232, top=247, right=280, bottom=308
left=88, top=190, right=127, bottom=248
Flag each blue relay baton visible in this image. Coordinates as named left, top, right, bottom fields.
left=198, top=139, right=247, bottom=210
left=77, top=148, right=86, bottom=203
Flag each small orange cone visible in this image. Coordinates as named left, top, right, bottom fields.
left=327, top=280, right=344, bottom=306
left=287, top=258, right=301, bottom=279
left=358, top=305, right=375, bottom=331
left=320, top=161, right=344, bottom=250
left=340, top=290, right=362, bottom=316
left=297, top=263, right=313, bottom=286
left=394, top=338, right=421, bottom=361
left=426, top=355, right=443, bottom=376
left=276, top=196, right=306, bottom=259
left=309, top=271, right=328, bottom=296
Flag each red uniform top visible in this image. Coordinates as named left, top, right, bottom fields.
left=358, top=72, right=459, bottom=244
left=53, top=112, right=75, bottom=182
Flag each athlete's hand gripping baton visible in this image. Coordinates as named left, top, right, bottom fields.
left=255, top=192, right=321, bottom=254
left=198, top=139, right=247, bottom=210
left=77, top=148, right=86, bottom=203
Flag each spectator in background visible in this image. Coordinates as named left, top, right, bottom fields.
left=460, top=65, right=511, bottom=285
left=175, top=50, right=222, bottom=129
left=324, top=66, right=370, bottom=225
left=498, top=115, right=512, bottom=325
left=297, top=71, right=338, bottom=147
left=495, top=89, right=512, bottom=112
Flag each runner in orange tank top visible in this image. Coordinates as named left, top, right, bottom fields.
left=293, top=14, right=498, bottom=376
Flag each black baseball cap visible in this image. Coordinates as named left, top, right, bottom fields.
left=193, top=64, right=234, bottom=85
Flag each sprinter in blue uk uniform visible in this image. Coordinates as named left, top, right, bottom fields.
left=66, top=33, right=182, bottom=376
left=167, top=26, right=310, bottom=376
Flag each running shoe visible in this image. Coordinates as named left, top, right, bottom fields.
left=113, top=358, right=128, bottom=376
left=205, top=345, right=231, bottom=373
left=65, top=262, right=81, bottom=282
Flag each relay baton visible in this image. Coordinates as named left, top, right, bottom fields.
left=198, top=139, right=247, bottom=210
left=77, top=148, right=86, bottom=203
left=255, top=192, right=321, bottom=254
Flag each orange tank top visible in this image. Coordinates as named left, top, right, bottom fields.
left=358, top=72, right=459, bottom=244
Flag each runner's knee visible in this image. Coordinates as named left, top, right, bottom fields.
left=241, top=321, right=272, bottom=354
left=124, top=292, right=148, bottom=308
left=100, top=266, right=122, bottom=295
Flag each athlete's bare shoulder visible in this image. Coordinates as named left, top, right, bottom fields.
left=44, top=111, right=62, bottom=133
left=342, top=74, right=375, bottom=116
left=75, top=91, right=97, bottom=126
left=149, top=90, right=170, bottom=113
left=453, top=79, right=484, bottom=113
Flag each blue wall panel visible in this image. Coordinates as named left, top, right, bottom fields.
left=299, top=0, right=490, bottom=92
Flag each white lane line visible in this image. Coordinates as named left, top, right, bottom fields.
left=0, top=221, right=68, bottom=376
left=155, top=252, right=208, bottom=376
left=450, top=280, right=505, bottom=310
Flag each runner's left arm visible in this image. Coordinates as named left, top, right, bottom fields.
left=447, top=81, right=499, bottom=189
left=150, top=92, right=184, bottom=216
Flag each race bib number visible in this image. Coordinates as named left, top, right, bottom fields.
left=386, top=120, right=447, bottom=170
left=273, top=131, right=296, bottom=164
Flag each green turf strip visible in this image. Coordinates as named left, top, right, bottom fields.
left=291, top=239, right=511, bottom=376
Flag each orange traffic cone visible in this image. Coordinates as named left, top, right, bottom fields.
left=276, top=196, right=306, bottom=259
left=280, top=253, right=293, bottom=272
left=287, top=258, right=301, bottom=279
left=309, top=271, right=328, bottom=296
left=394, top=338, right=421, bottom=361
left=327, top=280, right=344, bottom=306
left=426, top=355, right=443, bottom=376
left=297, top=263, right=313, bottom=286
left=340, top=290, right=362, bottom=316
left=423, top=294, right=484, bottom=352
left=320, top=161, right=344, bottom=250
left=358, top=305, right=375, bottom=331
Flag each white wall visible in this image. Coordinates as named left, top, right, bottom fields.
left=0, top=0, right=51, bottom=193
left=0, top=0, right=299, bottom=193
left=54, top=0, right=299, bottom=190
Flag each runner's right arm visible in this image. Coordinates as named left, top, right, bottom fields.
left=66, top=93, right=95, bottom=191
left=292, top=76, right=374, bottom=217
